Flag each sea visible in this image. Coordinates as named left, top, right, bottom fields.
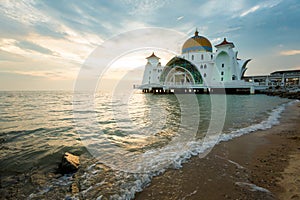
left=0, top=91, right=294, bottom=199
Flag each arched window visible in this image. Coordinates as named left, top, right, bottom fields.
left=191, top=55, right=194, bottom=60
left=201, top=54, right=204, bottom=60
left=200, top=65, right=203, bottom=69
left=204, top=64, right=207, bottom=69
left=221, top=77, right=223, bottom=81
left=221, top=71, right=224, bottom=75
left=211, top=55, right=213, bottom=60
left=222, top=63, right=224, bottom=68
left=204, top=73, right=207, bottom=77
left=232, top=75, right=236, bottom=80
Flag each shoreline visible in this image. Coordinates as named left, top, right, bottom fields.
left=135, top=101, right=300, bottom=200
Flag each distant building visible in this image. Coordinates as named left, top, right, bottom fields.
left=137, top=30, right=256, bottom=94
left=243, top=70, right=300, bottom=87
left=270, top=70, right=300, bottom=76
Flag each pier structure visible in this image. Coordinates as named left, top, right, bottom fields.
left=135, top=83, right=257, bottom=94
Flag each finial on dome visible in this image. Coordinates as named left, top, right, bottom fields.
left=195, top=28, right=199, bottom=36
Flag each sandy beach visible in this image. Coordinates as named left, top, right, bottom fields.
left=135, top=101, right=300, bottom=200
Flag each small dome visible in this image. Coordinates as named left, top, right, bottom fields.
left=182, top=30, right=212, bottom=53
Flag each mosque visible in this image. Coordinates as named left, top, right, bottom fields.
left=137, top=30, right=259, bottom=94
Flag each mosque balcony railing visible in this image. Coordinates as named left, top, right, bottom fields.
left=163, top=82, right=203, bottom=88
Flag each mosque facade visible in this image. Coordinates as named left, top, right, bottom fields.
left=139, top=30, right=257, bottom=94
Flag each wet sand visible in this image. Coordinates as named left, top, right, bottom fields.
left=135, top=101, right=300, bottom=200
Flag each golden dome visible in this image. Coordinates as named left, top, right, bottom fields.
left=182, top=30, right=212, bottom=53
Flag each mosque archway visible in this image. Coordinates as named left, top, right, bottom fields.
left=160, top=57, right=203, bottom=86
left=165, top=66, right=195, bottom=86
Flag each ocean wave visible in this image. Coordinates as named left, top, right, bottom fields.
left=106, top=100, right=297, bottom=200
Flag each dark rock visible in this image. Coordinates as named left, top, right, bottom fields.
left=59, top=152, right=80, bottom=174
left=30, top=173, right=48, bottom=187
left=262, top=89, right=300, bottom=100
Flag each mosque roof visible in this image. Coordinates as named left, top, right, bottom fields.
left=215, top=38, right=235, bottom=48
left=182, top=30, right=212, bottom=53
left=146, top=52, right=160, bottom=59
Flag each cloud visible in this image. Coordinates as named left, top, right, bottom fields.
left=261, top=0, right=283, bottom=8
left=0, top=38, right=31, bottom=57
left=17, top=41, right=54, bottom=55
left=210, top=37, right=222, bottom=45
left=240, top=0, right=283, bottom=17
left=215, top=26, right=242, bottom=36
left=0, top=24, right=104, bottom=64
left=177, top=16, right=184, bottom=21
left=0, top=49, right=25, bottom=62
left=200, top=0, right=246, bottom=18
left=0, top=64, right=78, bottom=80
left=0, top=0, right=50, bottom=25
left=0, top=0, right=106, bottom=69
left=122, top=0, right=170, bottom=16
left=0, top=37, right=82, bottom=64
left=280, top=50, right=300, bottom=56
left=240, top=5, right=260, bottom=17
left=10, top=70, right=74, bottom=80
left=119, top=20, right=149, bottom=32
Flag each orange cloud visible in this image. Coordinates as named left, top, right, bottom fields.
left=280, top=50, right=300, bottom=56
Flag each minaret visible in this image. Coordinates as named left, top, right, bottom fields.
left=214, top=38, right=237, bottom=82
left=146, top=52, right=160, bottom=66
left=141, top=52, right=161, bottom=85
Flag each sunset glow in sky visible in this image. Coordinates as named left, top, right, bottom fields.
left=1, top=0, right=299, bottom=90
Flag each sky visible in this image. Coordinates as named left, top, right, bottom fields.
left=0, top=0, right=299, bottom=90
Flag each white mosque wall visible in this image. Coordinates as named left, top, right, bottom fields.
left=181, top=51, right=214, bottom=63
left=215, top=45, right=240, bottom=82
left=215, top=51, right=231, bottom=82
left=150, top=62, right=162, bottom=84
left=141, top=56, right=162, bottom=85
left=141, top=62, right=151, bottom=85
left=180, top=51, right=215, bottom=85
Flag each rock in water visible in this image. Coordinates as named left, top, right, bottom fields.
left=60, top=152, right=80, bottom=174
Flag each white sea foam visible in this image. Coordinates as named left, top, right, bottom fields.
left=110, top=100, right=297, bottom=199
